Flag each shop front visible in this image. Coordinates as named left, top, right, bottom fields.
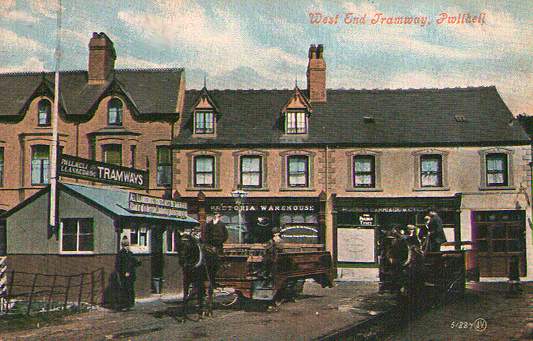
left=185, top=195, right=326, bottom=245
left=333, top=195, right=462, bottom=269
left=2, top=183, right=197, bottom=302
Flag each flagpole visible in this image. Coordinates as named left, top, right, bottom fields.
left=49, top=0, right=61, bottom=229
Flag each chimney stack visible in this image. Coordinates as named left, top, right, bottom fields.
left=88, top=32, right=116, bottom=84
left=306, top=44, right=326, bottom=103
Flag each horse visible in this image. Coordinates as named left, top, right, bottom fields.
left=379, top=225, right=427, bottom=314
left=380, top=226, right=425, bottom=293
left=175, top=232, right=218, bottom=319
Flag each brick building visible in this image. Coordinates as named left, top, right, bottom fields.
left=0, top=32, right=189, bottom=297
left=0, top=32, right=185, bottom=213
left=173, top=44, right=532, bottom=280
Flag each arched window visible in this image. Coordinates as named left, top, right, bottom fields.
left=107, top=98, right=123, bottom=126
left=38, top=99, right=51, bottom=126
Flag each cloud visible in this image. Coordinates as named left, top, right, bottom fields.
left=117, top=55, right=177, bottom=69
left=342, top=1, right=379, bottom=16
left=0, top=57, right=46, bottom=72
left=337, top=3, right=488, bottom=60
left=1, top=10, right=38, bottom=23
left=437, top=7, right=532, bottom=55
left=29, top=0, right=62, bottom=19
left=0, top=27, right=49, bottom=54
left=117, top=0, right=306, bottom=83
left=0, top=0, right=15, bottom=12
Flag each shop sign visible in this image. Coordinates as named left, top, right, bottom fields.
left=352, top=207, right=422, bottom=213
left=128, top=192, right=188, bottom=218
left=209, top=204, right=316, bottom=212
left=59, top=154, right=148, bottom=189
left=359, top=213, right=374, bottom=225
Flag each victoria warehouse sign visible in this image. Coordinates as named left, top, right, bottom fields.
left=58, top=154, right=148, bottom=189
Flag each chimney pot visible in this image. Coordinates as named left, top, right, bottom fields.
left=88, top=32, right=116, bottom=84
left=308, top=44, right=316, bottom=59
left=317, top=44, right=324, bottom=59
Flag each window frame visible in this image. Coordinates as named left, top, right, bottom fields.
left=124, top=227, right=150, bottom=254
left=0, top=147, right=4, bottom=187
left=485, top=153, right=509, bottom=187
left=31, top=145, right=50, bottom=185
left=107, top=98, right=123, bottom=126
left=240, top=155, right=262, bottom=188
left=285, top=111, right=308, bottom=134
left=194, top=155, right=215, bottom=188
left=353, top=155, right=376, bottom=188
left=156, top=146, right=172, bottom=187
left=287, top=155, right=309, bottom=188
left=194, top=111, right=215, bottom=134
left=165, top=228, right=179, bottom=254
left=59, top=218, right=94, bottom=254
left=102, top=144, right=122, bottom=166
left=420, top=154, right=443, bottom=188
left=37, top=99, right=51, bottom=126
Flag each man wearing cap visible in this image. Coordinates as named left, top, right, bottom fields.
left=205, top=213, right=228, bottom=254
left=427, top=208, right=447, bottom=252
left=116, top=236, right=141, bottom=310
left=204, top=213, right=229, bottom=283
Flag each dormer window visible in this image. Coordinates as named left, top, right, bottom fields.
left=107, top=98, right=123, bottom=126
left=286, top=112, right=307, bottom=134
left=194, top=111, right=214, bottom=134
left=38, top=99, right=51, bottom=126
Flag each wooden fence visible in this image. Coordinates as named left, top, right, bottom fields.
left=3, top=267, right=105, bottom=315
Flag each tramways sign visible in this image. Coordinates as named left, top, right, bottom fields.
left=58, top=154, right=148, bottom=189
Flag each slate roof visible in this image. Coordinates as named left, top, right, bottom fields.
left=62, top=183, right=197, bottom=224
left=174, top=86, right=530, bottom=147
left=1, top=183, right=198, bottom=225
left=0, top=68, right=183, bottom=119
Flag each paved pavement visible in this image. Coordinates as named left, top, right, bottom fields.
left=384, top=282, right=533, bottom=341
left=1, top=281, right=396, bottom=341
left=2, top=281, right=531, bottom=341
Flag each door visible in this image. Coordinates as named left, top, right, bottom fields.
left=150, top=227, right=164, bottom=291
left=472, top=210, right=526, bottom=277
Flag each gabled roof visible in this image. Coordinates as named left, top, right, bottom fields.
left=281, top=86, right=312, bottom=113
left=174, top=86, right=530, bottom=147
left=0, top=68, right=184, bottom=120
left=189, top=86, right=220, bottom=113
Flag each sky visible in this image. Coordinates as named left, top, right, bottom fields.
left=0, top=0, right=531, bottom=114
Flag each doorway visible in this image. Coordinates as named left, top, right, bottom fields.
left=150, top=227, right=164, bottom=292
left=472, top=210, right=526, bottom=277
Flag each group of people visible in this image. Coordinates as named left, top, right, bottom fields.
left=395, top=208, right=447, bottom=258
left=111, top=213, right=229, bottom=311
left=112, top=209, right=450, bottom=311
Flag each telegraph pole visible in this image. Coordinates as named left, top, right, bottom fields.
left=49, top=0, right=62, bottom=229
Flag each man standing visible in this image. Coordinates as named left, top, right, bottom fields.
left=427, top=208, right=447, bottom=252
left=204, top=213, right=229, bottom=278
left=116, top=236, right=141, bottom=311
left=204, top=213, right=229, bottom=254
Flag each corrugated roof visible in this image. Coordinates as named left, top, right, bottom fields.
left=174, top=86, right=529, bottom=146
left=63, top=183, right=197, bottom=224
left=0, top=68, right=183, bottom=118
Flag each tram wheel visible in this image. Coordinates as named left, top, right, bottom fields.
left=214, top=287, right=239, bottom=307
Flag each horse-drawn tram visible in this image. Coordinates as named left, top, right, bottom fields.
left=177, top=230, right=334, bottom=318
left=217, top=243, right=334, bottom=302
left=379, top=227, right=472, bottom=309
